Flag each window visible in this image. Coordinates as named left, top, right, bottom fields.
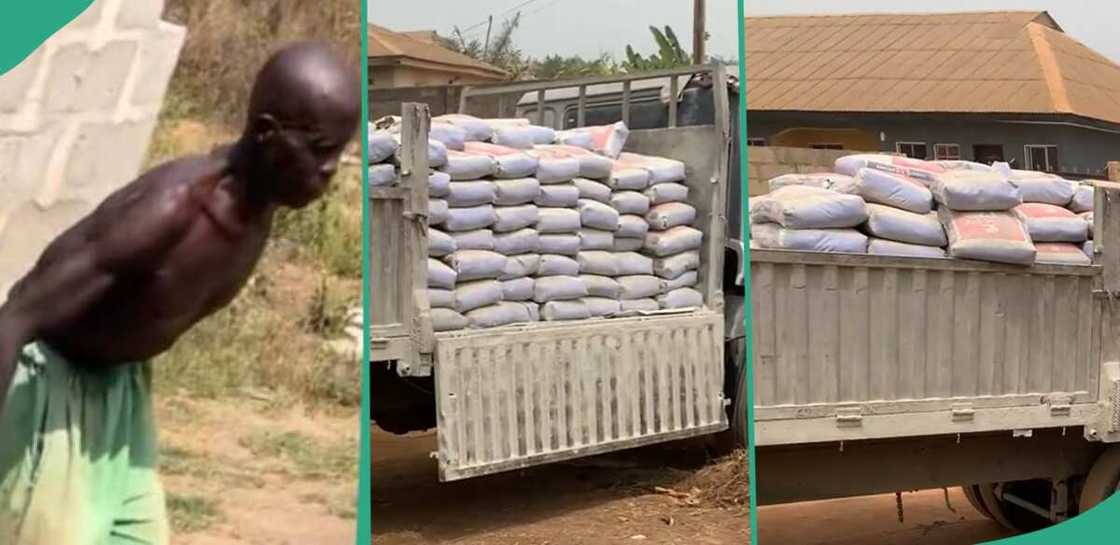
left=747, top=137, right=767, bottom=147
left=1025, top=145, right=1059, bottom=172
left=896, top=142, right=929, bottom=160
left=810, top=143, right=843, bottom=150
left=934, top=143, right=961, bottom=160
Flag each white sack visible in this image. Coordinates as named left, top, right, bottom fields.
left=665, top=270, right=698, bottom=291
left=611, top=191, right=651, bottom=215
left=620, top=299, right=659, bottom=312
left=466, top=302, right=533, bottom=328
left=428, top=258, right=457, bottom=289
left=500, top=254, right=540, bottom=280
left=444, top=205, right=496, bottom=232
left=617, top=216, right=650, bottom=238
left=613, top=237, right=644, bottom=252
left=646, top=202, right=696, bottom=230
left=654, top=251, right=700, bottom=279
left=617, top=275, right=666, bottom=300
left=933, top=160, right=992, bottom=172
left=533, top=145, right=614, bottom=179
left=428, top=199, right=449, bottom=226
left=931, top=170, right=1022, bottom=211
left=433, top=114, right=492, bottom=141
left=583, top=297, right=621, bottom=317
left=501, top=277, right=535, bottom=301
left=429, top=172, right=451, bottom=198
left=442, top=151, right=497, bottom=180
left=493, top=228, right=539, bottom=255
left=464, top=142, right=539, bottom=179
left=427, top=122, right=467, bottom=151
left=1070, top=183, right=1095, bottom=213
left=432, top=308, right=468, bottom=332
left=536, top=208, right=581, bottom=233
left=493, top=205, right=539, bottom=232
left=834, top=154, right=943, bottom=179
left=428, top=289, right=454, bottom=309
left=572, top=122, right=629, bottom=158
left=749, top=185, right=868, bottom=229
left=537, top=254, right=580, bottom=277
left=867, top=238, right=948, bottom=259
left=581, top=275, right=622, bottom=298
left=1013, top=203, right=1088, bottom=242
left=369, top=164, right=397, bottom=187
left=574, top=178, right=612, bottom=203
left=643, top=226, right=704, bottom=257
left=541, top=300, right=592, bottom=321
left=863, top=203, right=947, bottom=246
left=608, top=167, right=651, bottom=191
left=538, top=234, right=580, bottom=256
left=855, top=166, right=934, bottom=214
left=939, top=209, right=1035, bottom=265
left=492, top=178, right=540, bottom=206
left=767, top=172, right=859, bottom=195
left=657, top=288, right=703, bottom=309
left=615, top=252, right=655, bottom=276
left=750, top=223, right=868, bottom=254
left=368, top=129, right=398, bottom=163
left=535, top=157, right=581, bottom=184
left=1082, top=211, right=1094, bottom=239
left=1035, top=242, right=1092, bottom=266
left=618, top=152, right=686, bottom=184
left=534, top=276, right=588, bottom=302
left=452, top=280, right=503, bottom=313
left=645, top=182, right=690, bottom=205
left=579, top=199, right=621, bottom=231
left=1008, top=171, right=1076, bottom=205
left=446, top=181, right=496, bottom=207
left=428, top=228, right=457, bottom=257
left=535, top=184, right=580, bottom=207
left=577, top=251, right=618, bottom=276
left=579, top=229, right=615, bottom=250
left=444, top=250, right=507, bottom=281
left=492, top=125, right=556, bottom=149
left=554, top=130, right=595, bottom=150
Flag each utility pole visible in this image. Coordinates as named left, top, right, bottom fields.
left=483, top=15, right=494, bottom=58
left=693, top=0, right=706, bottom=64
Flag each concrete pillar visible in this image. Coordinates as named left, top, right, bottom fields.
left=0, top=0, right=185, bottom=299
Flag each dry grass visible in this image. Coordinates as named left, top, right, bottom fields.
left=685, top=449, right=750, bottom=510
left=162, top=0, right=361, bottom=126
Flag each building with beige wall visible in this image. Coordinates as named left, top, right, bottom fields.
left=369, top=25, right=507, bottom=89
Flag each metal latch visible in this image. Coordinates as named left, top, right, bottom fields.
left=836, top=406, right=863, bottom=428
left=951, top=403, right=975, bottom=422
left=1047, top=394, right=1073, bottom=417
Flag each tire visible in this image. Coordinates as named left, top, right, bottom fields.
left=729, top=337, right=749, bottom=448
left=1079, top=446, right=1120, bottom=514
left=962, top=485, right=993, bottom=519
left=978, top=480, right=1053, bottom=533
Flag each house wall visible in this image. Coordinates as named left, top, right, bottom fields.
left=747, top=112, right=1120, bottom=179
left=0, top=0, right=185, bottom=299
left=745, top=146, right=874, bottom=197
left=370, top=65, right=501, bottom=89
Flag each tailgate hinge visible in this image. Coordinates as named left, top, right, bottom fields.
left=1047, top=394, right=1073, bottom=417
left=836, top=406, right=863, bottom=428
left=951, top=403, right=975, bottom=422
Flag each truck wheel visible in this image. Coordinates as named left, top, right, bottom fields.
left=978, top=480, right=1052, bottom=533
left=962, top=485, right=993, bottom=519
left=729, top=337, right=749, bottom=448
left=1079, top=446, right=1120, bottom=514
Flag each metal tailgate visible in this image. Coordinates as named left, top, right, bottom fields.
left=434, top=311, right=727, bottom=481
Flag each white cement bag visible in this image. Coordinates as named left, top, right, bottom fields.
left=618, top=275, right=666, bottom=300
left=442, top=151, right=497, bottom=180
left=428, top=258, right=457, bottom=289
left=466, top=302, right=533, bottom=328
left=934, top=160, right=992, bottom=172
left=541, top=300, right=592, bottom=321
left=645, top=183, right=690, bottom=205
left=538, top=234, right=580, bottom=256
left=665, top=270, right=698, bottom=291
left=767, top=173, right=859, bottom=195
left=1083, top=240, right=1094, bottom=259
left=583, top=297, right=621, bottom=317
left=654, top=251, right=700, bottom=279
left=614, top=237, right=644, bottom=252
left=646, top=203, right=696, bottom=230
left=369, top=164, right=397, bottom=187
left=581, top=275, right=621, bottom=298
left=369, top=129, right=398, bottom=163
left=579, top=199, right=621, bottom=231
left=1035, top=242, right=1091, bottom=266
left=931, top=170, right=1022, bottom=211
left=429, top=228, right=457, bottom=257
left=533, top=145, right=614, bottom=179
left=433, top=114, right=492, bottom=141
left=429, top=172, right=451, bottom=198
left=615, top=252, right=655, bottom=276
left=485, top=118, right=531, bottom=129
left=446, top=181, right=496, bottom=207
left=1082, top=212, right=1094, bottom=239
left=608, top=167, right=651, bottom=191
left=750, top=223, right=869, bottom=254
left=574, top=178, right=612, bottom=203
left=534, top=276, right=588, bottom=302
left=939, top=209, right=1035, bottom=265
left=536, top=208, right=581, bottom=233
left=535, top=184, right=580, bottom=207
left=427, top=122, right=468, bottom=151
left=620, top=299, right=659, bottom=312
left=867, top=238, right=948, bottom=259
left=643, top=226, right=704, bottom=257
left=748, top=185, right=868, bottom=229
left=618, top=152, right=686, bottom=185
left=432, top=308, right=468, bottom=332
left=537, top=254, right=580, bottom=277
left=579, top=229, right=615, bottom=251
left=834, top=154, right=944, bottom=179
left=428, top=289, right=454, bottom=309
left=493, top=205, right=539, bottom=232
left=611, top=191, right=651, bottom=215
left=658, top=288, right=703, bottom=309
left=500, top=254, right=540, bottom=280
left=493, top=228, right=539, bottom=255
left=617, top=215, right=650, bottom=238
left=863, top=204, right=947, bottom=246
left=1007, top=171, right=1076, bottom=205
left=576, top=122, right=629, bottom=158
left=1013, top=203, right=1088, bottom=242
left=444, top=205, right=496, bottom=232
left=555, top=130, right=595, bottom=150
left=464, top=142, right=539, bottom=179
left=428, top=199, right=449, bottom=226
left=444, top=250, right=507, bottom=281
left=492, top=125, right=556, bottom=149
left=492, top=178, right=540, bottom=206
left=452, top=280, right=503, bottom=313
left=521, top=301, right=541, bottom=322
left=534, top=157, right=581, bottom=184
left=1070, top=183, right=1094, bottom=213
left=577, top=251, right=618, bottom=276
left=501, top=277, right=535, bottom=301
left=855, top=167, right=934, bottom=214
left=426, top=139, right=449, bottom=168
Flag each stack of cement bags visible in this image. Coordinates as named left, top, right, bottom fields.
left=837, top=156, right=947, bottom=258
left=749, top=185, right=870, bottom=253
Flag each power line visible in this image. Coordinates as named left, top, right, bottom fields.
left=458, top=0, right=546, bottom=35
left=457, top=0, right=559, bottom=41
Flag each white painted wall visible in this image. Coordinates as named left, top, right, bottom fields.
left=0, top=0, right=185, bottom=298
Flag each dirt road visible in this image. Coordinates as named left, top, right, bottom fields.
left=757, top=489, right=1016, bottom=545
left=372, top=427, right=750, bottom=545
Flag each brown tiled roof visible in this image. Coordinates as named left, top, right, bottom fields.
left=744, top=11, right=1120, bottom=125
left=368, top=24, right=508, bottom=79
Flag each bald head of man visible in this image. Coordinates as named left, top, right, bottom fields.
left=237, top=42, right=361, bottom=208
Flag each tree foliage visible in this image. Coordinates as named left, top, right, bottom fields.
left=623, top=26, right=690, bottom=72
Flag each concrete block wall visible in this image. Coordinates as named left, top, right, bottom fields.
left=0, top=0, right=185, bottom=298
left=746, top=146, right=874, bottom=196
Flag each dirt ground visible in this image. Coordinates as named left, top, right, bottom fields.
left=757, top=489, right=1016, bottom=545
left=154, top=395, right=359, bottom=545
left=371, top=427, right=749, bottom=545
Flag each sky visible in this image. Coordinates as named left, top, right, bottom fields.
left=372, top=0, right=1120, bottom=65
